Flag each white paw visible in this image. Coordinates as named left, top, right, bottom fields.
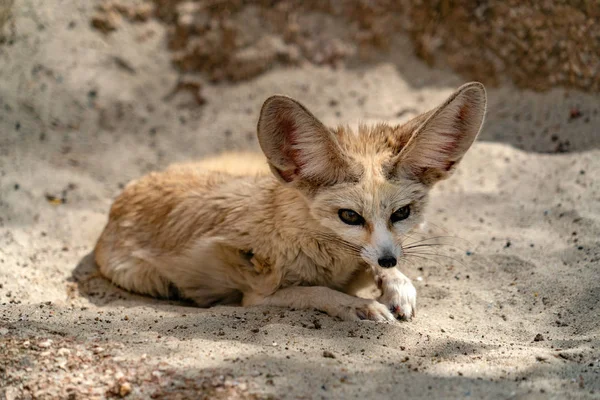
left=378, top=278, right=417, bottom=320
left=337, top=298, right=396, bottom=322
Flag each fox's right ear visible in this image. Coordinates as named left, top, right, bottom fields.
left=393, top=82, right=486, bottom=185
left=257, top=95, right=350, bottom=186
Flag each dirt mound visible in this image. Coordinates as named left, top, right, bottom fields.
left=90, top=0, right=599, bottom=92
left=408, top=0, right=600, bottom=92
left=1, top=333, right=263, bottom=399
left=91, top=0, right=402, bottom=82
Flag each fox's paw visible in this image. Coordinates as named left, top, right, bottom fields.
left=378, top=278, right=417, bottom=321
left=336, top=299, right=396, bottom=322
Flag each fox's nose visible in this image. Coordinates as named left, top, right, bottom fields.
left=378, top=255, right=397, bottom=268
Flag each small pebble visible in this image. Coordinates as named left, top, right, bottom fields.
left=534, top=333, right=544, bottom=342
left=322, top=350, right=336, bottom=359
left=569, top=108, right=582, bottom=120
left=57, top=347, right=71, bottom=356
left=119, top=382, right=132, bottom=397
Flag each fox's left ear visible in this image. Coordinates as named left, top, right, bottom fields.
left=394, top=82, right=486, bottom=185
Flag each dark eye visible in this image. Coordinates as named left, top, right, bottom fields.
left=338, top=209, right=365, bottom=226
left=391, top=205, right=411, bottom=223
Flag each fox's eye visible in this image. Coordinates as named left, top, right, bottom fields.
left=338, top=209, right=364, bottom=226
left=391, top=205, right=411, bottom=223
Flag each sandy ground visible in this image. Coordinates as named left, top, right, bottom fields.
left=1, top=1, right=600, bottom=399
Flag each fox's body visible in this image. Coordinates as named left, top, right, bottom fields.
left=96, top=155, right=363, bottom=305
left=95, top=83, right=486, bottom=321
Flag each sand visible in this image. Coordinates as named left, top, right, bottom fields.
left=1, top=1, right=599, bottom=399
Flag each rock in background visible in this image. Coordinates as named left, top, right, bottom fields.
left=90, top=0, right=600, bottom=92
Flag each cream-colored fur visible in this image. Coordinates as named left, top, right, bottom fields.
left=94, top=82, right=487, bottom=321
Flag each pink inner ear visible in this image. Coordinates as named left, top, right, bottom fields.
left=444, top=159, right=456, bottom=171
left=438, top=104, right=472, bottom=164
left=439, top=131, right=460, bottom=155
left=276, top=115, right=304, bottom=182
left=406, top=103, right=472, bottom=176
left=458, top=103, right=470, bottom=121
left=278, top=168, right=297, bottom=182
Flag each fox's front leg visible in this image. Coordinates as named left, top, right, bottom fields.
left=375, top=268, right=417, bottom=320
left=243, top=286, right=395, bottom=322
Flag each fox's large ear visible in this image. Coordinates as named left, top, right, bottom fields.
left=394, top=82, right=486, bottom=185
left=257, top=95, right=351, bottom=186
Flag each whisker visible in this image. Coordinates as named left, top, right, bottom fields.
left=315, top=233, right=362, bottom=248
left=402, top=254, right=448, bottom=268
left=403, top=243, right=467, bottom=252
left=402, top=235, right=471, bottom=247
left=420, top=221, right=454, bottom=234
left=403, top=251, right=466, bottom=267
left=404, top=243, right=458, bottom=248
left=417, top=221, right=475, bottom=244
left=309, top=232, right=363, bottom=255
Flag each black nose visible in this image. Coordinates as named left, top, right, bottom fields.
left=378, top=255, right=397, bottom=268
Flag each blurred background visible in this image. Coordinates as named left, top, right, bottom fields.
left=1, top=1, right=599, bottom=399
left=1, top=0, right=598, bottom=168
left=86, top=0, right=600, bottom=91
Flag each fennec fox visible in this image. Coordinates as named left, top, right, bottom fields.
left=95, top=82, right=486, bottom=322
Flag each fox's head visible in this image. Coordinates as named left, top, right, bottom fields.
left=257, top=83, right=486, bottom=270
